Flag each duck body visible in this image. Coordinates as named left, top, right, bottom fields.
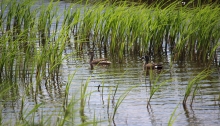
left=144, top=62, right=155, bottom=70
left=90, top=58, right=112, bottom=65
left=141, top=55, right=162, bottom=70
left=88, top=51, right=111, bottom=68
left=154, top=64, right=163, bottom=69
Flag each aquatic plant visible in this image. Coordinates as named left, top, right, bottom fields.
left=0, top=73, right=101, bottom=126
left=0, top=0, right=220, bottom=125
left=83, top=0, right=208, bottom=63
left=168, top=103, right=180, bottom=126
left=80, top=77, right=91, bottom=123
left=182, top=69, right=213, bottom=108
left=112, top=84, right=135, bottom=120
left=107, top=86, right=112, bottom=121
left=0, top=0, right=220, bottom=80
left=147, top=70, right=171, bottom=108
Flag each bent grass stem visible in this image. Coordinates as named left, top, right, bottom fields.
left=182, top=69, right=213, bottom=108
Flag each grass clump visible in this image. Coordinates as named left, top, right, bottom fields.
left=1, top=0, right=220, bottom=80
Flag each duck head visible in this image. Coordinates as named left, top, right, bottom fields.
left=141, top=55, right=150, bottom=64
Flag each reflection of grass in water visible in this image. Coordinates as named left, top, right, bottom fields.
left=182, top=69, right=213, bottom=108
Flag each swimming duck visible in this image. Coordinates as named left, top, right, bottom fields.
left=88, top=51, right=111, bottom=69
left=141, top=55, right=162, bottom=70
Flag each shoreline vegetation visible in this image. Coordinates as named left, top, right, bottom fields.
left=1, top=0, right=220, bottom=64
left=0, top=0, right=219, bottom=125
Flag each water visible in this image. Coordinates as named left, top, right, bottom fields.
left=57, top=45, right=220, bottom=126
left=1, top=1, right=220, bottom=126
left=1, top=39, right=220, bottom=125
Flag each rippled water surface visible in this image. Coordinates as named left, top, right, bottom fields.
left=61, top=46, right=220, bottom=126
left=3, top=48, right=220, bottom=126
left=2, top=43, right=220, bottom=125
left=1, top=1, right=220, bottom=126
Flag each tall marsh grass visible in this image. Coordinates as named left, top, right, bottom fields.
left=0, top=0, right=220, bottom=125
left=1, top=0, right=220, bottom=82
left=71, top=0, right=220, bottom=63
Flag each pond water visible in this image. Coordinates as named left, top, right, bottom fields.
left=1, top=0, right=220, bottom=126
left=60, top=45, right=220, bottom=126
left=2, top=45, right=220, bottom=125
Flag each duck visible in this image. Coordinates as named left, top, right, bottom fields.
left=88, top=51, right=111, bottom=69
left=141, top=55, right=162, bottom=70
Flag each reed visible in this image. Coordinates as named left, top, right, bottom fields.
left=58, top=74, right=100, bottom=126
left=0, top=106, right=1, bottom=125
left=112, top=85, right=135, bottom=120
left=106, top=86, right=112, bottom=123
left=80, top=77, right=91, bottom=123
left=0, top=76, right=102, bottom=126
left=63, top=73, right=76, bottom=112
left=22, top=103, right=43, bottom=125
left=67, top=0, right=219, bottom=63
left=147, top=70, right=171, bottom=108
left=2, top=0, right=220, bottom=66
left=37, top=1, right=55, bottom=46
left=182, top=69, right=213, bottom=108
left=0, top=0, right=220, bottom=125
left=0, top=0, right=10, bottom=34
left=168, top=103, right=180, bottom=126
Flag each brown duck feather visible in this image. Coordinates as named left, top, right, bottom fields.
left=141, top=55, right=162, bottom=70
left=88, top=52, right=111, bottom=65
